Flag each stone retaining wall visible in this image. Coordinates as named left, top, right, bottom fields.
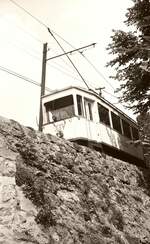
left=0, top=116, right=150, bottom=243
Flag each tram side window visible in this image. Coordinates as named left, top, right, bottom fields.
left=77, top=95, right=84, bottom=116
left=122, top=119, right=132, bottom=139
left=132, top=127, right=139, bottom=140
left=111, top=112, right=122, bottom=134
left=98, top=103, right=110, bottom=126
left=45, top=95, right=74, bottom=122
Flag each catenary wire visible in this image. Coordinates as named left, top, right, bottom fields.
left=103, top=90, right=119, bottom=99
left=1, top=36, right=81, bottom=80
left=8, top=0, right=77, bottom=46
left=80, top=53, right=115, bottom=91
left=8, top=0, right=117, bottom=96
left=47, top=28, right=90, bottom=89
left=7, top=41, right=111, bottom=93
left=5, top=41, right=118, bottom=98
left=49, top=48, right=77, bottom=73
left=3, top=40, right=42, bottom=61
left=2, top=37, right=76, bottom=75
left=0, top=23, right=42, bottom=57
left=0, top=64, right=120, bottom=106
left=1, top=16, right=43, bottom=44
left=8, top=0, right=90, bottom=89
left=0, top=65, right=52, bottom=92
left=7, top=0, right=123, bottom=129
left=2, top=36, right=118, bottom=99
left=8, top=0, right=48, bottom=28
left=8, top=0, right=112, bottom=90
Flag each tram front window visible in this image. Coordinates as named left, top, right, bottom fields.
left=45, top=95, right=74, bottom=122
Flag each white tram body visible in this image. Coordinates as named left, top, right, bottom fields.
left=42, top=86, right=144, bottom=162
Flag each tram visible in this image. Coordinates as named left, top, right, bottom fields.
left=42, top=86, right=144, bottom=164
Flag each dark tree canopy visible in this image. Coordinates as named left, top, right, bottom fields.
left=107, top=0, right=150, bottom=113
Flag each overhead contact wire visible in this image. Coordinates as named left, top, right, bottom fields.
left=0, top=65, right=52, bottom=92
left=8, top=0, right=116, bottom=95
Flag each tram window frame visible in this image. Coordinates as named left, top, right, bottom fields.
left=111, top=112, right=122, bottom=134
left=122, top=119, right=132, bottom=139
left=132, top=127, right=139, bottom=140
left=98, top=103, right=110, bottom=126
left=76, top=95, right=84, bottom=116
left=84, top=98, right=93, bottom=121
left=45, top=95, right=75, bottom=123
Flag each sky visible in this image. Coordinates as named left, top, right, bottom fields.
left=0, top=0, right=134, bottom=129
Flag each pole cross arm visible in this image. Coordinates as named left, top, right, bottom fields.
left=46, top=43, right=96, bottom=61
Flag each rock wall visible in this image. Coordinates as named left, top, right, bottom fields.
left=0, top=116, right=150, bottom=243
left=0, top=117, right=48, bottom=244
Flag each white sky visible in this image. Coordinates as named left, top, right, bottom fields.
left=0, top=0, right=134, bottom=129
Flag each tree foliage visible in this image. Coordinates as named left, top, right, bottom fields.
left=107, top=0, right=150, bottom=113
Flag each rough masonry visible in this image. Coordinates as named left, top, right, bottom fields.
left=0, top=116, right=150, bottom=244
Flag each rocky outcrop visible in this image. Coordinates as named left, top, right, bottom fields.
left=0, top=116, right=150, bottom=243
left=0, top=117, right=48, bottom=244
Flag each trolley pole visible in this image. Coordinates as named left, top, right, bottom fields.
left=39, top=42, right=48, bottom=131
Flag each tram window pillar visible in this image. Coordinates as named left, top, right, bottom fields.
left=120, top=119, right=124, bottom=136
left=76, top=95, right=84, bottom=116
left=84, top=98, right=93, bottom=121
left=109, top=110, right=113, bottom=128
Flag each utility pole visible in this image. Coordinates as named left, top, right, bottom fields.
left=39, top=42, right=47, bottom=131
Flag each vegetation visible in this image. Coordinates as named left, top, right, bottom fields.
left=107, top=0, right=150, bottom=113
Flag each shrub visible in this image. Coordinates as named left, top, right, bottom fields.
left=35, top=204, right=56, bottom=227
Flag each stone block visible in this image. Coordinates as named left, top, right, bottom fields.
left=0, top=159, right=16, bottom=177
